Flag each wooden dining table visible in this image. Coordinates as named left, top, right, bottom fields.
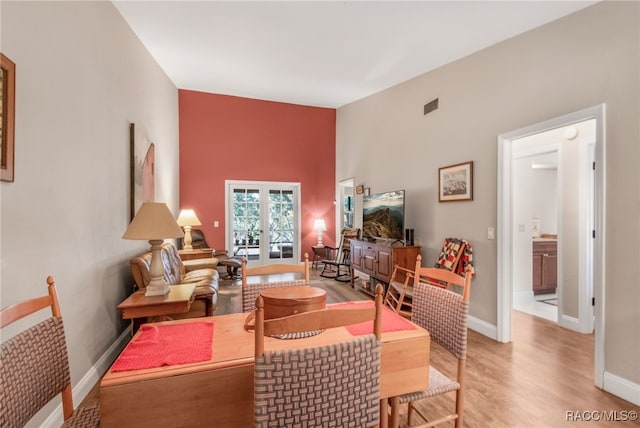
left=100, top=307, right=430, bottom=427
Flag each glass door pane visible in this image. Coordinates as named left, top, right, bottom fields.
left=268, top=190, right=294, bottom=260
left=228, top=182, right=300, bottom=266
left=232, top=188, right=261, bottom=262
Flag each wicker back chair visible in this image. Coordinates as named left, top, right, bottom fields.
left=253, top=284, right=384, bottom=427
left=0, top=276, right=100, bottom=427
left=396, top=269, right=471, bottom=428
left=240, top=253, right=310, bottom=312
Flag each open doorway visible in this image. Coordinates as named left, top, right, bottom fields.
left=337, top=178, right=355, bottom=240
left=512, top=147, right=560, bottom=323
left=511, top=120, right=596, bottom=327
left=497, top=104, right=605, bottom=388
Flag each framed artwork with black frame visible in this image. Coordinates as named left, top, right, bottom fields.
left=438, top=161, right=473, bottom=202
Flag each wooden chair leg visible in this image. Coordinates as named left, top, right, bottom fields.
left=380, top=398, right=389, bottom=428
left=407, top=402, right=414, bottom=426
left=390, top=396, right=400, bottom=427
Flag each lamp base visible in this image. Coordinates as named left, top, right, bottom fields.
left=183, top=225, right=193, bottom=251
left=145, top=280, right=170, bottom=296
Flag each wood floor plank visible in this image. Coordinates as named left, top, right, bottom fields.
left=408, top=310, right=639, bottom=427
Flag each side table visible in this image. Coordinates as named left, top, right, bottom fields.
left=178, top=249, right=215, bottom=261
left=117, top=284, right=197, bottom=332
left=212, top=249, right=228, bottom=258
left=311, top=245, right=329, bottom=270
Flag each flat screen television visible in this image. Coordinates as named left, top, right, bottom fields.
left=362, top=190, right=405, bottom=240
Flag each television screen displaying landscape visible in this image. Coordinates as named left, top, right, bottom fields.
left=362, top=190, right=405, bottom=240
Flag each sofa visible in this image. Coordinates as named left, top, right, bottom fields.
left=129, top=242, right=219, bottom=318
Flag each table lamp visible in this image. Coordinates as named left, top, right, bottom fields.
left=177, top=209, right=202, bottom=250
left=313, top=218, right=327, bottom=246
left=123, top=202, right=184, bottom=296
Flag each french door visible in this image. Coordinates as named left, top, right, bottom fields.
left=226, top=181, right=300, bottom=266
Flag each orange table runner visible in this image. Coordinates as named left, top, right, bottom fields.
left=330, top=301, right=417, bottom=335
left=112, top=321, right=214, bottom=372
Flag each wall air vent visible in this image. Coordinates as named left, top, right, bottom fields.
left=423, top=98, right=439, bottom=115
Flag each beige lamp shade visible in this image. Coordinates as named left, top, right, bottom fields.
left=313, top=218, right=327, bottom=246
left=176, top=208, right=202, bottom=251
left=313, top=219, right=327, bottom=232
left=177, top=209, right=202, bottom=227
left=123, top=202, right=185, bottom=240
left=123, top=202, right=184, bottom=296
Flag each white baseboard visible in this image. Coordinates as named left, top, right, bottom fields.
left=603, top=371, right=640, bottom=406
left=41, top=327, right=131, bottom=427
left=559, top=313, right=582, bottom=332
left=468, top=315, right=497, bottom=341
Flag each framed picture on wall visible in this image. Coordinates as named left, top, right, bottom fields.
left=355, top=185, right=365, bottom=194
left=129, top=123, right=155, bottom=221
left=439, top=161, right=473, bottom=202
left=1, top=53, right=16, bottom=182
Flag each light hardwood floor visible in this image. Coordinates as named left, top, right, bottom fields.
left=85, top=267, right=639, bottom=427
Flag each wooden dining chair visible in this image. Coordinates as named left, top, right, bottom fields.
left=254, top=284, right=384, bottom=428
left=0, top=276, right=100, bottom=428
left=394, top=267, right=471, bottom=428
left=240, top=253, right=310, bottom=312
left=415, top=255, right=472, bottom=293
left=383, top=264, right=415, bottom=318
left=387, top=254, right=472, bottom=319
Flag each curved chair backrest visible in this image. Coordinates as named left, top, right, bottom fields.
left=411, top=264, right=471, bottom=359
left=1, top=277, right=100, bottom=427
left=414, top=255, right=471, bottom=294
left=240, top=254, right=310, bottom=312
left=253, top=285, right=384, bottom=427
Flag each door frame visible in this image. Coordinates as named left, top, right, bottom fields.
left=225, top=180, right=302, bottom=266
left=497, top=104, right=605, bottom=387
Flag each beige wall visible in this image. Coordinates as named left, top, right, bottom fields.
left=337, top=1, right=639, bottom=386
left=0, top=2, right=179, bottom=424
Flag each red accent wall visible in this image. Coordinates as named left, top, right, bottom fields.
left=179, top=90, right=337, bottom=258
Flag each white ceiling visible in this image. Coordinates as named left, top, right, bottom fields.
left=113, top=1, right=597, bottom=108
